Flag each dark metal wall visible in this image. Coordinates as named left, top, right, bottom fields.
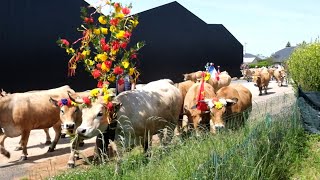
left=0, top=0, right=242, bottom=92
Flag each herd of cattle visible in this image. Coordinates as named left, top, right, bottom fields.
left=0, top=67, right=285, bottom=168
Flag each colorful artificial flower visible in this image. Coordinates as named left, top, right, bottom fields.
left=114, top=3, right=121, bottom=13
left=124, top=31, right=131, bottom=38
left=131, top=54, right=137, bottom=59
left=204, top=72, right=211, bottom=81
left=84, top=59, right=95, bottom=66
left=84, top=17, right=94, bottom=24
left=113, top=66, right=123, bottom=75
left=116, top=30, right=125, bottom=39
left=103, top=93, right=110, bottom=102
left=112, top=41, right=120, bottom=50
left=101, top=62, right=110, bottom=72
left=110, top=25, right=117, bottom=33
left=110, top=18, right=119, bottom=26
left=115, top=13, right=125, bottom=19
left=108, top=74, right=116, bottom=82
left=129, top=67, right=135, bottom=76
left=106, top=101, right=113, bottom=110
left=92, top=69, right=101, bottom=79
left=214, top=101, right=224, bottom=110
left=100, top=27, right=108, bottom=34
left=96, top=53, right=108, bottom=62
left=117, top=78, right=124, bottom=85
left=66, top=48, right=75, bottom=54
left=60, top=39, right=70, bottom=46
left=82, top=50, right=90, bottom=56
left=120, top=42, right=127, bottom=49
left=110, top=49, right=118, bottom=56
left=130, top=19, right=139, bottom=27
left=96, top=63, right=102, bottom=69
left=98, top=15, right=107, bottom=24
left=90, top=88, right=100, bottom=97
left=102, top=44, right=110, bottom=51
left=121, top=60, right=129, bottom=69
left=97, top=81, right=103, bottom=88
left=122, top=7, right=130, bottom=15
left=93, top=28, right=101, bottom=35
left=82, top=97, right=91, bottom=105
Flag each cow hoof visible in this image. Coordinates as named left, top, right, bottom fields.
left=259, top=94, right=262, bottom=96
left=47, top=147, right=55, bottom=152
left=61, top=134, right=66, bottom=138
left=3, top=151, right=10, bottom=158
left=14, top=146, right=23, bottom=151
left=67, top=163, right=75, bottom=168
left=19, top=156, right=27, bottom=161
left=79, top=142, right=85, bottom=147
left=44, top=141, right=52, bottom=145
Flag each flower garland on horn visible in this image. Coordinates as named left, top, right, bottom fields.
left=57, top=1, right=145, bottom=106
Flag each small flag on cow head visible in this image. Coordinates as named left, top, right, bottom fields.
left=205, top=62, right=220, bottom=81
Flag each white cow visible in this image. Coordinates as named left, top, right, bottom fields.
left=70, top=79, right=183, bottom=159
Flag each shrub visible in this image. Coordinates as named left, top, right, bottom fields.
left=287, top=41, right=320, bottom=91
left=249, top=60, right=272, bottom=68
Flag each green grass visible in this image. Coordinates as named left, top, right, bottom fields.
left=50, top=104, right=308, bottom=180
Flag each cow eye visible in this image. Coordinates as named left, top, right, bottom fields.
left=60, top=109, right=64, bottom=115
left=97, top=111, right=103, bottom=117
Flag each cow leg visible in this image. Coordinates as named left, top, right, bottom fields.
left=0, top=134, right=10, bottom=158
left=259, top=86, right=262, bottom=96
left=15, top=139, right=23, bottom=151
left=19, top=130, right=31, bottom=161
left=264, top=86, right=268, bottom=94
left=193, top=121, right=200, bottom=137
left=181, top=115, right=189, bottom=133
left=44, top=128, right=51, bottom=145
left=48, top=122, right=61, bottom=152
left=67, top=136, right=80, bottom=168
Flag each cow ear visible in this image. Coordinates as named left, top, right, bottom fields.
left=112, top=101, right=122, bottom=113
left=226, top=98, right=238, bottom=106
left=49, top=97, right=59, bottom=107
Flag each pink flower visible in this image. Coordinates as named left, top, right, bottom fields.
left=92, top=69, right=101, bottom=79
left=82, top=97, right=91, bottom=105
left=60, top=39, right=69, bottom=46
left=122, top=7, right=130, bottom=15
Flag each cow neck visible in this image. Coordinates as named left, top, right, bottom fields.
left=0, top=95, right=11, bottom=110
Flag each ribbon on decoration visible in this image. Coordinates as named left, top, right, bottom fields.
left=196, top=72, right=208, bottom=111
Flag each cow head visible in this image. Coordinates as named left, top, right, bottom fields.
left=200, top=97, right=238, bottom=133
left=49, top=97, right=81, bottom=135
left=183, top=71, right=203, bottom=82
left=68, top=90, right=121, bottom=139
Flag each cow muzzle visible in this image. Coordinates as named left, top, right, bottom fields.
left=214, top=124, right=225, bottom=131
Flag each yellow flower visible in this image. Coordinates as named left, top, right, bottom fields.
left=116, top=30, right=125, bottom=39
left=115, top=13, right=125, bottom=19
left=129, top=68, right=135, bottom=76
left=130, top=19, right=139, bottom=27
left=82, top=50, right=90, bottom=56
left=98, top=16, right=107, bottom=25
left=214, top=101, right=224, bottom=110
left=121, top=60, right=129, bottom=69
left=97, top=53, right=108, bottom=62
left=90, top=88, right=100, bottom=97
left=84, top=59, right=95, bottom=66
left=110, top=25, right=117, bottom=33
left=111, top=49, right=118, bottom=56
left=66, top=48, right=75, bottom=54
left=204, top=72, right=211, bottom=81
left=71, top=101, right=78, bottom=106
left=108, top=75, right=116, bottom=82
left=100, top=27, right=108, bottom=34
left=101, top=63, right=110, bottom=72
left=93, top=28, right=101, bottom=35
left=103, top=94, right=110, bottom=102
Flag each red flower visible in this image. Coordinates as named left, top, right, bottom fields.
left=84, top=17, right=94, bottom=24
left=60, top=39, right=69, bottom=46
left=67, top=99, right=72, bottom=106
left=131, top=54, right=137, bottom=59
left=96, top=63, right=102, bottom=69
left=122, top=7, right=130, bottom=15
left=124, top=31, right=132, bottom=38
left=100, top=38, right=106, bottom=45
left=82, top=97, right=91, bottom=105
left=97, top=81, right=103, bottom=88
left=106, top=102, right=113, bottom=110
left=117, top=78, right=124, bottom=85
left=92, top=69, right=101, bottom=79
left=113, top=66, right=123, bottom=75
left=102, top=44, right=110, bottom=51
left=58, top=101, right=63, bottom=107
left=110, top=18, right=119, bottom=26
left=120, top=42, right=127, bottom=49
left=104, top=61, right=112, bottom=69
left=112, top=41, right=120, bottom=50
left=114, top=3, right=120, bottom=8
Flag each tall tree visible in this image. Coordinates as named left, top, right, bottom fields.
left=286, top=41, right=291, bottom=47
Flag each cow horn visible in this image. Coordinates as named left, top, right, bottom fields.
left=68, top=91, right=84, bottom=104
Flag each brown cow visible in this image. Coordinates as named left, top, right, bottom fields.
left=274, top=68, right=286, bottom=87
left=182, top=82, right=217, bottom=135
left=210, top=84, right=252, bottom=128
left=0, top=85, right=75, bottom=161
left=253, top=68, right=270, bottom=95
left=49, top=90, right=91, bottom=168
left=0, top=90, right=52, bottom=150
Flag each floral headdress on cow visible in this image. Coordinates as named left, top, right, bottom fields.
left=57, top=0, right=145, bottom=107
left=57, top=98, right=78, bottom=107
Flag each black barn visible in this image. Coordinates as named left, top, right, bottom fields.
left=0, top=0, right=242, bottom=92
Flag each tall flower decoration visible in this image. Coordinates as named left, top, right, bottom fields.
left=57, top=1, right=145, bottom=105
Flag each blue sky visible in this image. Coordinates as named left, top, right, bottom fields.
left=86, top=0, right=320, bottom=57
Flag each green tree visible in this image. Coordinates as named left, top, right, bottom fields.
left=286, top=41, right=291, bottom=47
left=287, top=40, right=320, bottom=91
